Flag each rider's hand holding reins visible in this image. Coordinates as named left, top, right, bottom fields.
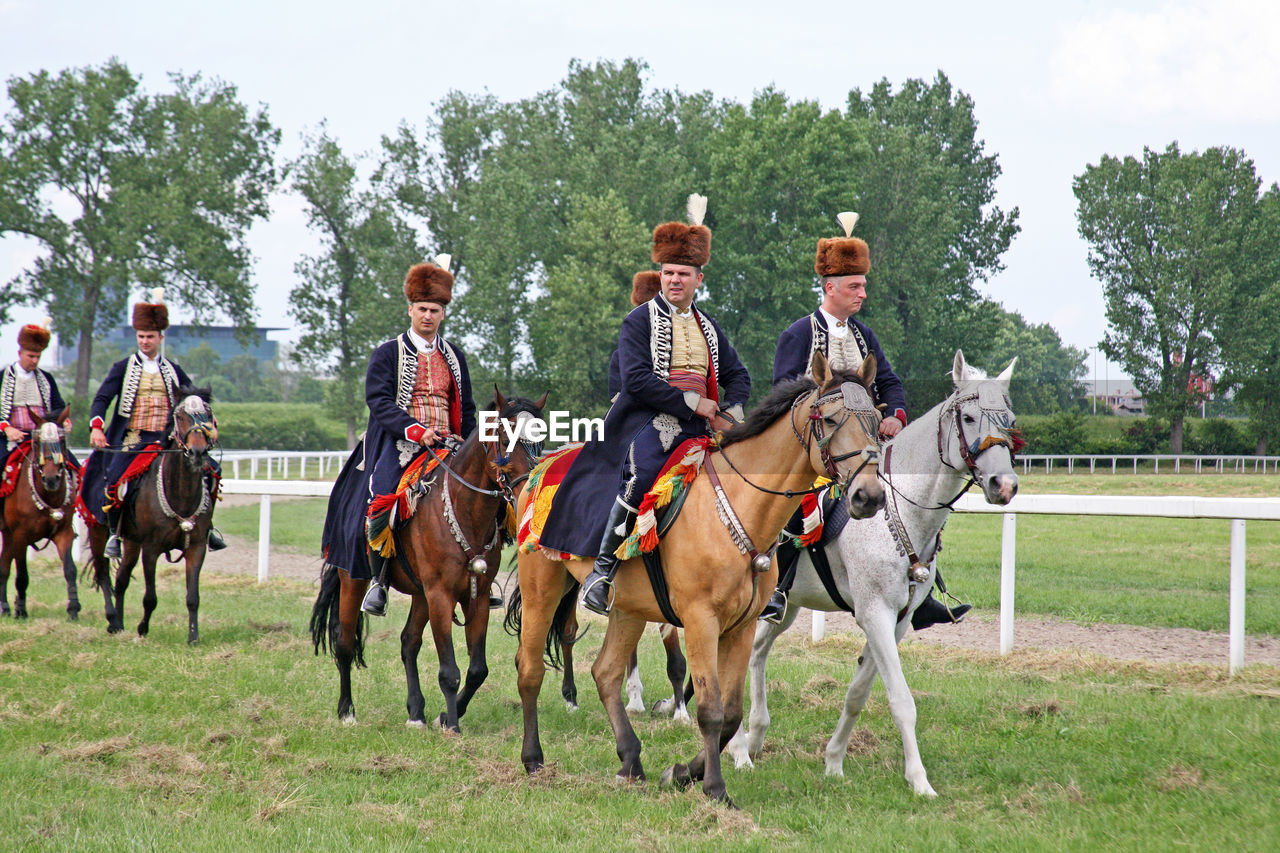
left=90, top=427, right=108, bottom=449
left=4, top=425, right=26, bottom=442
left=879, top=416, right=903, bottom=439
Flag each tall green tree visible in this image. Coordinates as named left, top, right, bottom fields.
left=1075, top=143, right=1262, bottom=451
left=1217, top=184, right=1280, bottom=453
left=289, top=129, right=423, bottom=446
left=0, top=58, right=279, bottom=395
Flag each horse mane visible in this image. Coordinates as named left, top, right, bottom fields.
left=719, top=377, right=816, bottom=449
left=494, top=395, right=544, bottom=420
left=175, top=384, right=213, bottom=405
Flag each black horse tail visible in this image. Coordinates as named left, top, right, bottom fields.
left=503, top=579, right=584, bottom=671
left=310, top=563, right=366, bottom=668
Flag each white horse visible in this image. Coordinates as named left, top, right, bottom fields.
left=725, top=350, right=1020, bottom=796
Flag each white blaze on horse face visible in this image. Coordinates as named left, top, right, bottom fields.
left=38, top=422, right=61, bottom=444
left=178, top=396, right=208, bottom=417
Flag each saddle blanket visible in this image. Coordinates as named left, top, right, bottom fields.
left=366, top=447, right=451, bottom=558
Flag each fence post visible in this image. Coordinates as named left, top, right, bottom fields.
left=257, top=494, right=271, bottom=583
left=811, top=610, right=826, bottom=643
left=999, top=512, right=1017, bottom=655
left=1229, top=518, right=1246, bottom=674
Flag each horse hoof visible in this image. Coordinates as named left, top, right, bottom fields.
left=67, top=612, right=80, bottom=622
left=565, top=701, right=578, bottom=713
left=107, top=624, right=122, bottom=634
left=15, top=610, right=27, bottom=620
left=435, top=714, right=461, bottom=733
left=340, top=714, right=357, bottom=726
left=659, top=764, right=692, bottom=791
left=406, top=719, right=427, bottom=729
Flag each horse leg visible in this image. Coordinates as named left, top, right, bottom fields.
left=727, top=604, right=797, bottom=769
left=427, top=588, right=463, bottom=732
left=660, top=610, right=731, bottom=804
left=400, top=594, right=431, bottom=727
left=560, top=607, right=579, bottom=712
left=659, top=625, right=690, bottom=722
left=515, top=556, right=569, bottom=774
left=0, top=538, right=14, bottom=617
left=453, top=593, right=492, bottom=722
left=13, top=546, right=28, bottom=619
left=591, top=609, right=648, bottom=780
left=55, top=526, right=80, bottom=621
left=136, top=547, right=159, bottom=638
left=624, top=646, right=645, bottom=713
left=334, top=574, right=366, bottom=723
left=184, top=545, right=207, bottom=645
left=109, top=544, right=140, bottom=635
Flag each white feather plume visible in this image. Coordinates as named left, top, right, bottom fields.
left=836, top=211, right=859, bottom=237
left=686, top=193, right=708, bottom=226
left=40, top=315, right=52, bottom=330
left=149, top=287, right=165, bottom=304
left=435, top=253, right=452, bottom=272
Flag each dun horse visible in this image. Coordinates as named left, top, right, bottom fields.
left=512, top=353, right=885, bottom=805
left=311, top=392, right=545, bottom=731
left=0, top=408, right=80, bottom=619
left=726, top=350, right=1021, bottom=796
left=87, top=387, right=219, bottom=644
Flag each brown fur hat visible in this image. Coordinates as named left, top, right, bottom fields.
left=652, top=222, right=711, bottom=268
left=404, top=262, right=454, bottom=306
left=132, top=302, right=170, bottom=332
left=17, top=324, right=51, bottom=352
left=815, top=236, right=870, bottom=277
left=630, top=270, right=661, bottom=306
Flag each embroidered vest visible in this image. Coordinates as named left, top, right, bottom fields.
left=1, top=365, right=52, bottom=430
left=409, top=349, right=453, bottom=435
left=129, top=370, right=171, bottom=432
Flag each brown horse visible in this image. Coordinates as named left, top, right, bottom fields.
left=512, top=352, right=886, bottom=804
left=0, top=408, right=79, bottom=620
left=88, top=387, right=218, bottom=644
left=311, top=391, right=546, bottom=731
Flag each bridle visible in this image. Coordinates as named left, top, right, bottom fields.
left=937, top=383, right=1023, bottom=478
left=29, top=425, right=75, bottom=522
left=171, top=399, right=217, bottom=459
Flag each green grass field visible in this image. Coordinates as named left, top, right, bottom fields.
left=2, top=567, right=1278, bottom=851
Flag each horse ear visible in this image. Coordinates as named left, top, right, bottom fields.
left=493, top=385, right=508, bottom=411
left=810, top=350, right=833, bottom=388
left=55, top=406, right=71, bottom=426
left=857, top=353, right=877, bottom=390
left=952, top=350, right=968, bottom=386
left=996, top=357, right=1018, bottom=384
left=534, top=390, right=549, bottom=411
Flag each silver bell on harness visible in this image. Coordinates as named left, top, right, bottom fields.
left=752, top=552, right=773, bottom=573
left=910, top=562, right=931, bottom=583
left=468, top=556, right=488, bottom=573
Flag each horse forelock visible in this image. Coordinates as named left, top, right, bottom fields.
left=177, top=394, right=209, bottom=417
left=37, top=421, right=62, bottom=444
left=497, top=396, right=544, bottom=420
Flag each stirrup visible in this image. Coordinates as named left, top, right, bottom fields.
left=581, top=573, right=614, bottom=616
left=207, top=527, right=228, bottom=551
left=759, top=589, right=788, bottom=624
left=361, top=583, right=389, bottom=617
left=104, top=534, right=123, bottom=560
left=488, top=593, right=504, bottom=609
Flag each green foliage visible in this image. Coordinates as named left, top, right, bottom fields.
left=1122, top=418, right=1172, bottom=454
left=288, top=127, right=422, bottom=446
left=1185, top=419, right=1253, bottom=455
left=1074, top=143, right=1266, bottom=451
left=1021, top=410, right=1087, bottom=454
left=214, top=402, right=346, bottom=450
left=0, top=59, right=280, bottom=396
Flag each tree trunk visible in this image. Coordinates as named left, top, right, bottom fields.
left=1170, top=415, right=1184, bottom=453
left=74, top=324, right=95, bottom=398
left=1256, top=435, right=1267, bottom=456
left=346, top=420, right=358, bottom=450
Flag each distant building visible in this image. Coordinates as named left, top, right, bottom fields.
left=59, top=324, right=286, bottom=367
left=1087, top=379, right=1145, bottom=416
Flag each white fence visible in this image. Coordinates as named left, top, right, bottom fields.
left=218, top=480, right=1277, bottom=673
left=1018, top=454, right=1280, bottom=474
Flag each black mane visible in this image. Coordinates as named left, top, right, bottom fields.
left=719, top=376, right=816, bottom=449
left=175, top=384, right=213, bottom=404
left=495, top=395, right=544, bottom=419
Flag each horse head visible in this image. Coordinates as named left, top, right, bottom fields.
left=807, top=351, right=886, bottom=519
left=30, top=406, right=70, bottom=493
left=941, top=350, right=1021, bottom=505
left=171, top=386, right=217, bottom=462
left=489, top=387, right=549, bottom=496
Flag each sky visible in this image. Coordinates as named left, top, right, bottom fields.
left=3, top=0, right=1279, bottom=385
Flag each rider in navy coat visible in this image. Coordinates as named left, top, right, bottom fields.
left=320, top=257, right=478, bottom=616
left=540, top=197, right=750, bottom=614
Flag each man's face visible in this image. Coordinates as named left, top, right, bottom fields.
left=409, top=302, right=445, bottom=338
left=17, top=348, right=40, bottom=371
left=825, top=275, right=868, bottom=317
left=136, top=330, right=162, bottom=357
left=660, top=264, right=703, bottom=310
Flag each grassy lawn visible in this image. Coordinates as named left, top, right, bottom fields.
left=2, top=568, right=1278, bottom=851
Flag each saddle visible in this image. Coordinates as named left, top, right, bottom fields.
left=104, top=443, right=165, bottom=510
left=366, top=446, right=451, bottom=558
left=0, top=443, right=33, bottom=499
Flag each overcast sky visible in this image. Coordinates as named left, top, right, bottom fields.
left=3, top=0, right=1279, bottom=383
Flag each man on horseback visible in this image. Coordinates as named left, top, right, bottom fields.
left=540, top=194, right=751, bottom=616
left=0, top=320, right=72, bottom=524
left=760, top=212, right=970, bottom=628
left=80, top=292, right=226, bottom=559
left=320, top=257, right=480, bottom=617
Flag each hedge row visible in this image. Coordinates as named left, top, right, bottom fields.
left=1017, top=413, right=1257, bottom=456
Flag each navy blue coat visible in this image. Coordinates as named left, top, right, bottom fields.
left=772, top=311, right=907, bottom=422
left=321, top=332, right=476, bottom=578
left=537, top=297, right=751, bottom=557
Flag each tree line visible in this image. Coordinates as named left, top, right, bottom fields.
left=5, top=57, right=1268, bottom=452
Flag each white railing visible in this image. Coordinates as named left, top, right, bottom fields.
left=219, top=480, right=1277, bottom=674
left=1018, top=454, right=1280, bottom=474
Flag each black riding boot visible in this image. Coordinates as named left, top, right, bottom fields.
left=207, top=528, right=228, bottom=551
left=361, top=551, right=392, bottom=617
left=104, top=507, right=124, bottom=559
left=581, top=499, right=636, bottom=616
left=759, top=538, right=803, bottom=623
left=911, top=568, right=971, bottom=630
